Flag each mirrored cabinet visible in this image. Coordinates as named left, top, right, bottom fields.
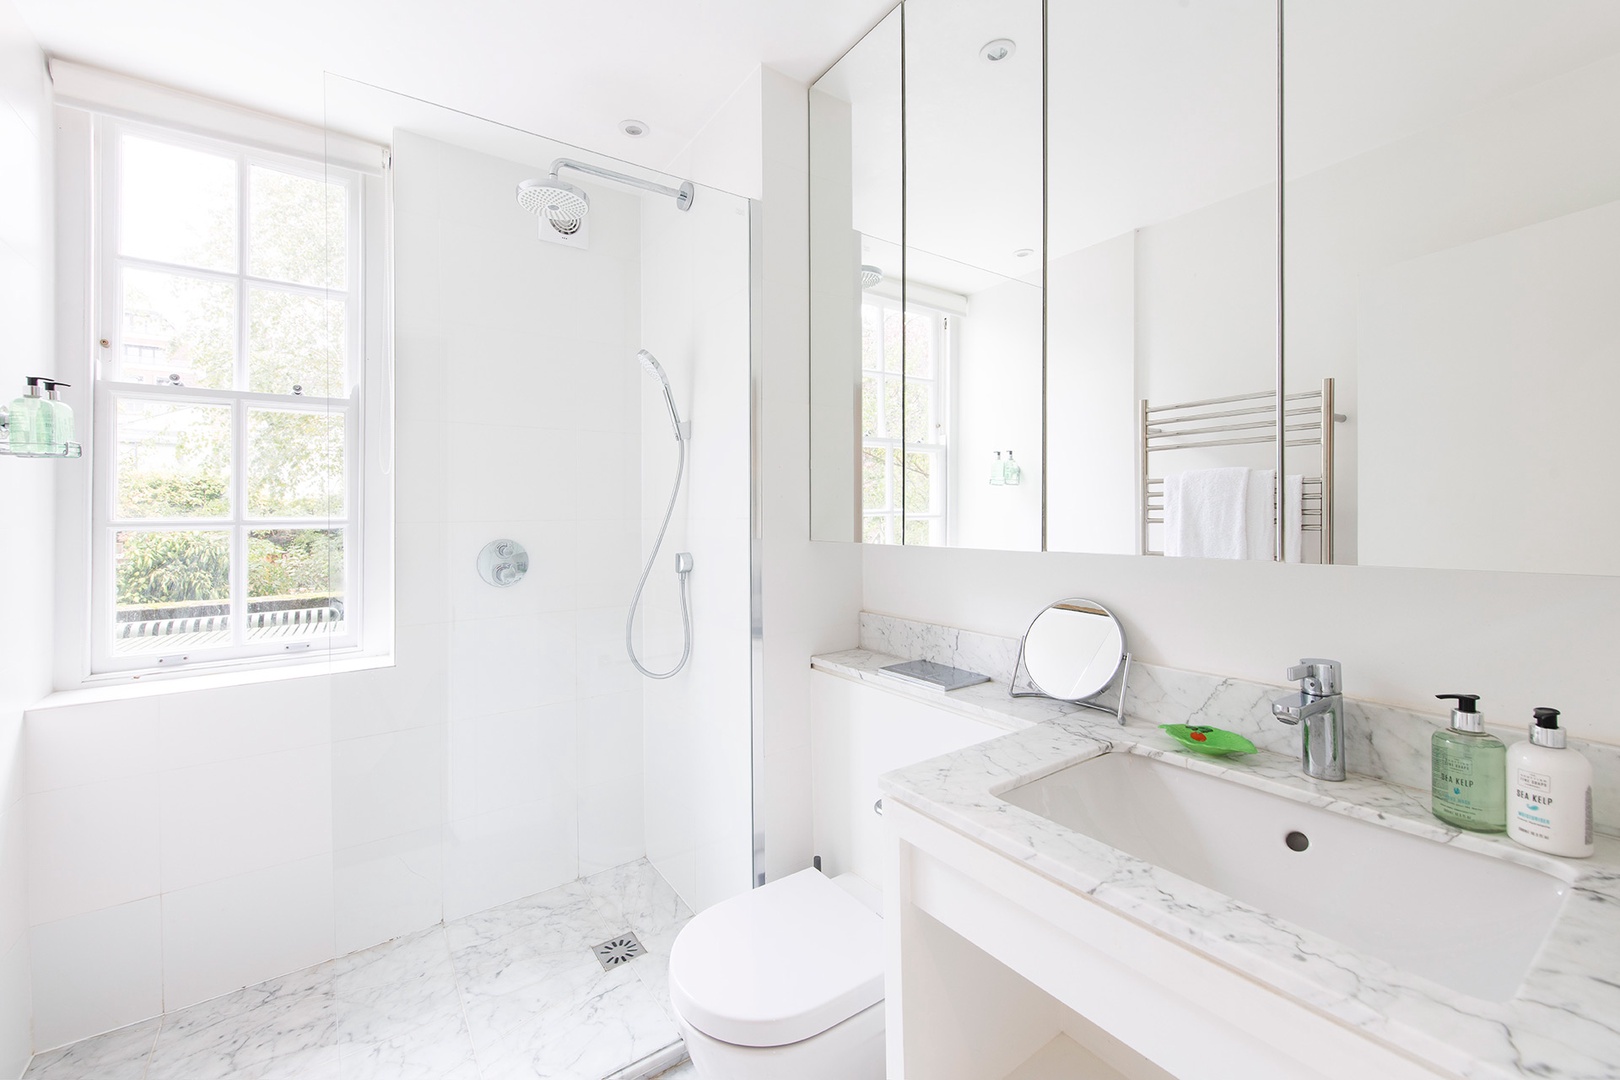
left=809, top=0, right=1620, bottom=576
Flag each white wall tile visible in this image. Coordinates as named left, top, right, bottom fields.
left=332, top=725, right=446, bottom=850
left=393, top=522, right=450, bottom=627
left=446, top=423, right=574, bottom=524
left=30, top=898, right=162, bottom=1051
left=394, top=420, right=448, bottom=524
left=161, top=855, right=334, bottom=1011
left=160, top=746, right=332, bottom=892
left=578, top=776, right=644, bottom=877
left=450, top=613, right=575, bottom=718
left=392, top=330, right=449, bottom=424
left=576, top=607, right=638, bottom=697
left=25, top=699, right=161, bottom=794
left=573, top=520, right=639, bottom=610
left=0, top=934, right=28, bottom=1080
left=158, top=679, right=330, bottom=770
left=328, top=623, right=450, bottom=741
left=473, top=703, right=576, bottom=815
left=576, top=692, right=641, bottom=788
left=443, top=797, right=576, bottom=922
left=334, top=826, right=442, bottom=955
left=28, top=776, right=159, bottom=925
left=0, top=804, right=23, bottom=955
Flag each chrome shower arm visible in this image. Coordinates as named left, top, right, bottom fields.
left=549, top=158, right=695, bottom=211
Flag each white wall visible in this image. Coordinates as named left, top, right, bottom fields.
left=638, top=172, right=754, bottom=913
left=19, top=125, right=656, bottom=1053
left=0, top=0, right=52, bottom=1071
left=758, top=68, right=866, bottom=884
left=951, top=277, right=1041, bottom=552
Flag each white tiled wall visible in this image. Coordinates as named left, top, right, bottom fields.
left=0, top=0, right=52, bottom=1072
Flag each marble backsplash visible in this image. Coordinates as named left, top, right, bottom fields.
left=857, top=611, right=1620, bottom=836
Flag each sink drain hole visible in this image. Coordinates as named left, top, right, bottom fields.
left=1285, top=831, right=1309, bottom=852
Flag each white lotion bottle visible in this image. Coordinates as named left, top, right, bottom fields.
left=1506, top=708, right=1594, bottom=858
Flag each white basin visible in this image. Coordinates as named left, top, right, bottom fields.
left=1000, top=752, right=1570, bottom=1002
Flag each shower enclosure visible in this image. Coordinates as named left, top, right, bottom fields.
left=318, top=77, right=757, bottom=1075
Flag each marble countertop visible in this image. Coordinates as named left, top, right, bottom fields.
left=811, top=648, right=1620, bottom=1080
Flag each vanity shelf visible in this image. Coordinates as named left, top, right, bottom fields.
left=0, top=442, right=82, bottom=459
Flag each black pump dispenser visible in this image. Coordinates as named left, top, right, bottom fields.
left=1530, top=707, right=1567, bottom=749
left=1437, top=693, right=1484, bottom=734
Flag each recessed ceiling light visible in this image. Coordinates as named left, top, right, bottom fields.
left=1014, top=247, right=1035, bottom=258
left=619, top=119, right=649, bottom=138
left=981, top=39, right=1016, bottom=63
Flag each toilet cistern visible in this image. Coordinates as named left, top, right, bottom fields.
left=1272, top=658, right=1347, bottom=781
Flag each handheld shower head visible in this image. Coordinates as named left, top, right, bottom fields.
left=637, top=349, right=686, bottom=442
left=516, top=178, right=590, bottom=221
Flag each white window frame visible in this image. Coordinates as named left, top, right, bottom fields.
left=862, top=295, right=951, bottom=545
left=52, top=76, right=393, bottom=687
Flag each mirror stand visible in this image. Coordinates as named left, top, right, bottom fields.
left=1010, top=647, right=1132, bottom=725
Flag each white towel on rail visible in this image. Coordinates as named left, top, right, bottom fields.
left=1163, top=468, right=1249, bottom=558
left=1247, top=469, right=1305, bottom=562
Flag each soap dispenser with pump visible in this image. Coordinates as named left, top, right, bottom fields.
left=1002, top=450, right=1021, bottom=486
left=6, top=376, right=52, bottom=452
left=1430, top=694, right=1506, bottom=832
left=1507, top=708, right=1594, bottom=858
left=989, top=451, right=1004, bottom=485
left=43, top=380, right=72, bottom=446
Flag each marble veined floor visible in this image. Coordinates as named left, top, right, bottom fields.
left=26, top=860, right=695, bottom=1080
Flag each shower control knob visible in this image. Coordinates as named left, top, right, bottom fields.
left=477, top=539, right=529, bottom=588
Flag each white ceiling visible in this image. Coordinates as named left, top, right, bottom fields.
left=12, top=0, right=898, bottom=173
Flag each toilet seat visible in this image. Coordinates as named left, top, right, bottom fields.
left=668, top=868, right=884, bottom=1048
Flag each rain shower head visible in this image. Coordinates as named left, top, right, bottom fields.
left=516, top=178, right=591, bottom=221
left=637, top=350, right=686, bottom=442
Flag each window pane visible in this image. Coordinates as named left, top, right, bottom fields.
left=121, top=269, right=236, bottom=389
left=862, top=446, right=889, bottom=511
left=883, top=309, right=903, bottom=373
left=904, top=312, right=936, bottom=378
left=115, top=400, right=232, bottom=519
left=882, top=377, right=903, bottom=440
left=861, top=305, right=881, bottom=371
left=120, top=135, right=237, bottom=272
left=861, top=374, right=879, bottom=438
left=114, top=529, right=231, bottom=654
left=249, top=167, right=347, bottom=289
left=904, top=380, right=935, bottom=444
left=904, top=451, right=935, bottom=513
left=247, top=528, right=345, bottom=643
left=863, top=515, right=891, bottom=544
left=248, top=409, right=345, bottom=518
left=904, top=518, right=934, bottom=546
left=248, top=289, right=346, bottom=397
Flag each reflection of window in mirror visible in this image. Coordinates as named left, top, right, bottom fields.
left=861, top=296, right=950, bottom=546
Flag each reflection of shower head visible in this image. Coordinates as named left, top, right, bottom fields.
left=860, top=264, right=883, bottom=289
left=516, top=178, right=590, bottom=220
left=637, top=349, right=686, bottom=442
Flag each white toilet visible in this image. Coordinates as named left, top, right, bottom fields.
left=667, top=868, right=886, bottom=1079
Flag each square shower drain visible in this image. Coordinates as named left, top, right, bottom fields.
left=592, top=932, right=647, bottom=969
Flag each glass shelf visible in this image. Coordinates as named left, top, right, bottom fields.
left=0, top=442, right=82, bottom=459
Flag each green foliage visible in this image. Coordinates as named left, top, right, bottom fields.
left=117, top=532, right=229, bottom=606
left=249, top=530, right=342, bottom=598
left=248, top=410, right=345, bottom=517
left=118, top=469, right=229, bottom=519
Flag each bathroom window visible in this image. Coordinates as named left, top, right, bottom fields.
left=862, top=297, right=950, bottom=545
left=83, top=115, right=380, bottom=676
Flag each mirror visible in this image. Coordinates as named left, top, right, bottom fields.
left=1045, top=0, right=1280, bottom=558
left=1017, top=599, right=1127, bottom=705
left=1284, top=0, right=1620, bottom=575
left=811, top=0, right=1620, bottom=577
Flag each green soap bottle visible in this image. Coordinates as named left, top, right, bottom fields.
left=1431, top=693, right=1506, bottom=832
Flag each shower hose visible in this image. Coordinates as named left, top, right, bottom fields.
left=625, top=434, right=693, bottom=679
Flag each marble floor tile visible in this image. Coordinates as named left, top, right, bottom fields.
left=24, top=1018, right=160, bottom=1080
left=649, top=1061, right=698, bottom=1080
left=28, top=858, right=690, bottom=1080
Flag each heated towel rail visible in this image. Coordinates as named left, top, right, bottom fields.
left=1140, top=378, right=1343, bottom=562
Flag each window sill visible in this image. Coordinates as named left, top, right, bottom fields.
left=32, top=650, right=394, bottom=711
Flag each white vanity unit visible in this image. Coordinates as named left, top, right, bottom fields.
left=810, top=648, right=1620, bottom=1080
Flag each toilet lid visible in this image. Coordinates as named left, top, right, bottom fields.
left=668, top=868, right=884, bottom=1048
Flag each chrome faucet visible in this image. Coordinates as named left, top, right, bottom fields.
left=1271, top=658, right=1346, bottom=781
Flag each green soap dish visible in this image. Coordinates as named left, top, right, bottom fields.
left=1159, top=724, right=1257, bottom=756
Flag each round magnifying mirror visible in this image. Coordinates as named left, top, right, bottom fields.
left=1021, top=599, right=1126, bottom=701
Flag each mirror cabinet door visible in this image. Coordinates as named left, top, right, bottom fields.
left=810, top=7, right=902, bottom=543
left=900, top=0, right=1044, bottom=550
left=1283, top=0, right=1620, bottom=575
left=1045, top=0, right=1280, bottom=558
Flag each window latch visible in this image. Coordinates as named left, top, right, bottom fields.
left=155, top=654, right=193, bottom=666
